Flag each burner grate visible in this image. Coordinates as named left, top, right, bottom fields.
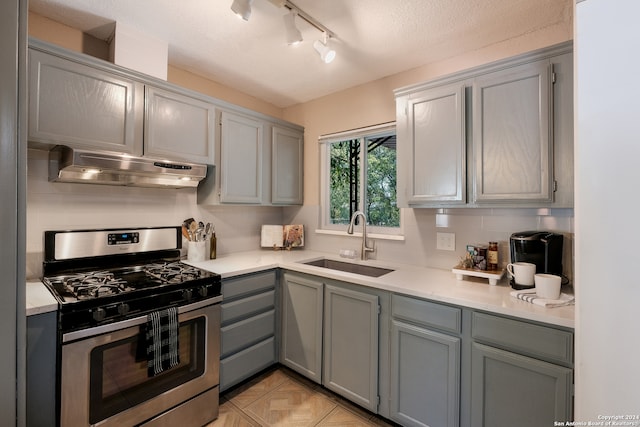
left=143, top=262, right=203, bottom=284
left=63, top=271, right=133, bottom=299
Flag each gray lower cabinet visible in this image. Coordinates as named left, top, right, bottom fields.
left=280, top=273, right=388, bottom=415
left=28, top=47, right=143, bottom=154
left=323, top=284, right=379, bottom=412
left=281, top=272, right=323, bottom=383
left=26, top=311, right=57, bottom=427
left=390, top=295, right=461, bottom=427
left=144, top=85, right=216, bottom=164
left=470, top=311, right=573, bottom=427
left=219, top=270, right=278, bottom=391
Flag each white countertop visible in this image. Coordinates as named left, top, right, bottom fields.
left=26, top=249, right=575, bottom=328
left=186, top=249, right=575, bottom=329
left=26, top=281, right=58, bottom=316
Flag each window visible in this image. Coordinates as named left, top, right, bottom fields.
left=320, top=123, right=401, bottom=236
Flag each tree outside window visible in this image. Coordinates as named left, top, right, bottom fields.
left=322, top=124, right=400, bottom=233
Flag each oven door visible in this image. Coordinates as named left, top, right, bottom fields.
left=60, top=299, right=220, bottom=427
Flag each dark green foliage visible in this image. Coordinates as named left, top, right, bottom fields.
left=329, top=137, right=399, bottom=228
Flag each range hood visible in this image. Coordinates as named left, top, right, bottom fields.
left=48, top=145, right=207, bottom=188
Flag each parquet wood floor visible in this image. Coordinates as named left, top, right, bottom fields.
left=207, top=366, right=398, bottom=427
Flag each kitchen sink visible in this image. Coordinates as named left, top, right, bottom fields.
left=301, top=258, right=394, bottom=278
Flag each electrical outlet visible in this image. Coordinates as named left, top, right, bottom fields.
left=436, top=232, right=456, bottom=251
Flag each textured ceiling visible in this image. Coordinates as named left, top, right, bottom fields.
left=28, top=0, right=572, bottom=108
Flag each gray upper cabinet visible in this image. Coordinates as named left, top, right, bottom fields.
left=28, top=48, right=143, bottom=154
left=472, top=60, right=552, bottom=203
left=209, top=112, right=304, bottom=206
left=397, top=82, right=466, bottom=206
left=28, top=42, right=216, bottom=165
left=28, top=40, right=304, bottom=202
left=219, top=110, right=264, bottom=203
left=272, top=126, right=303, bottom=205
left=394, top=42, right=573, bottom=208
left=144, top=86, right=215, bottom=164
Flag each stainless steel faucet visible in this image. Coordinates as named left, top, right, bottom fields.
left=347, top=211, right=375, bottom=260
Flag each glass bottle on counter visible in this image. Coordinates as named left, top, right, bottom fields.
left=210, top=230, right=217, bottom=259
left=487, top=241, right=498, bottom=270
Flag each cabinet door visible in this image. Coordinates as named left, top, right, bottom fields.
left=323, top=284, right=379, bottom=412
left=28, top=49, right=143, bottom=154
left=271, top=126, right=303, bottom=205
left=472, top=60, right=553, bottom=203
left=220, top=111, right=263, bottom=203
left=27, top=312, right=57, bottom=427
left=471, top=342, right=572, bottom=427
left=144, top=86, right=215, bottom=164
left=281, top=274, right=323, bottom=383
left=397, top=82, right=466, bottom=206
left=390, top=320, right=460, bottom=427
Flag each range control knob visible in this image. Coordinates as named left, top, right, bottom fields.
left=182, top=289, right=193, bottom=300
left=92, top=307, right=106, bottom=322
left=117, top=303, right=130, bottom=316
left=198, top=286, right=208, bottom=297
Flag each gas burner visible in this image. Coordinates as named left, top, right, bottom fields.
left=143, top=262, right=203, bottom=284
left=63, top=271, right=132, bottom=299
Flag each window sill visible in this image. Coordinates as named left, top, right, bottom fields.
left=315, top=229, right=405, bottom=241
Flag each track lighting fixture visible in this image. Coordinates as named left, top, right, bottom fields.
left=313, top=33, right=335, bottom=64
left=283, top=10, right=303, bottom=45
left=231, top=0, right=253, bottom=21
left=231, top=0, right=337, bottom=63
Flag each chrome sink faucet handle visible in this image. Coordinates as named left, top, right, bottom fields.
left=347, top=211, right=375, bottom=260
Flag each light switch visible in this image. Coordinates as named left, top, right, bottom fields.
left=436, top=232, right=455, bottom=251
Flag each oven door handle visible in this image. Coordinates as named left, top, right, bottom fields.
left=62, top=296, right=222, bottom=343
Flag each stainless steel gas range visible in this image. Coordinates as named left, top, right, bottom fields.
left=42, top=226, right=222, bottom=427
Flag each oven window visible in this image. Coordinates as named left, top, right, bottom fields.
left=89, top=317, right=205, bottom=424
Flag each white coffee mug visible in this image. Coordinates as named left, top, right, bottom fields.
left=506, top=262, right=536, bottom=286
left=187, top=241, right=206, bottom=262
left=535, top=274, right=562, bottom=299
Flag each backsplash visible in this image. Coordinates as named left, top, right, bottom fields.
left=283, top=205, right=574, bottom=284
left=28, top=148, right=574, bottom=284
left=26, top=149, right=283, bottom=279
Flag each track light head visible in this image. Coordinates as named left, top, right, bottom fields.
left=284, top=10, right=303, bottom=45
left=231, top=0, right=253, bottom=21
left=313, top=35, right=336, bottom=63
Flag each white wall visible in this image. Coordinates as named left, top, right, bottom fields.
left=575, top=0, right=640, bottom=419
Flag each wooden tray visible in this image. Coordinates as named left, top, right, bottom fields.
left=452, top=267, right=505, bottom=286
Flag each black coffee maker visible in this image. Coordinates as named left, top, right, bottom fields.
left=509, top=231, right=563, bottom=276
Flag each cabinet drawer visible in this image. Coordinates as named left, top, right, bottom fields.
left=222, top=270, right=276, bottom=301
left=221, top=309, right=275, bottom=357
left=221, top=289, right=275, bottom=325
left=392, top=294, right=461, bottom=334
left=472, top=311, right=573, bottom=366
left=220, top=337, right=276, bottom=392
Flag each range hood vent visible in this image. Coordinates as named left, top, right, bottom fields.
left=48, top=146, right=207, bottom=188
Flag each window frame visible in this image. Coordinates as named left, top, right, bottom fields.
left=318, top=122, right=404, bottom=239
